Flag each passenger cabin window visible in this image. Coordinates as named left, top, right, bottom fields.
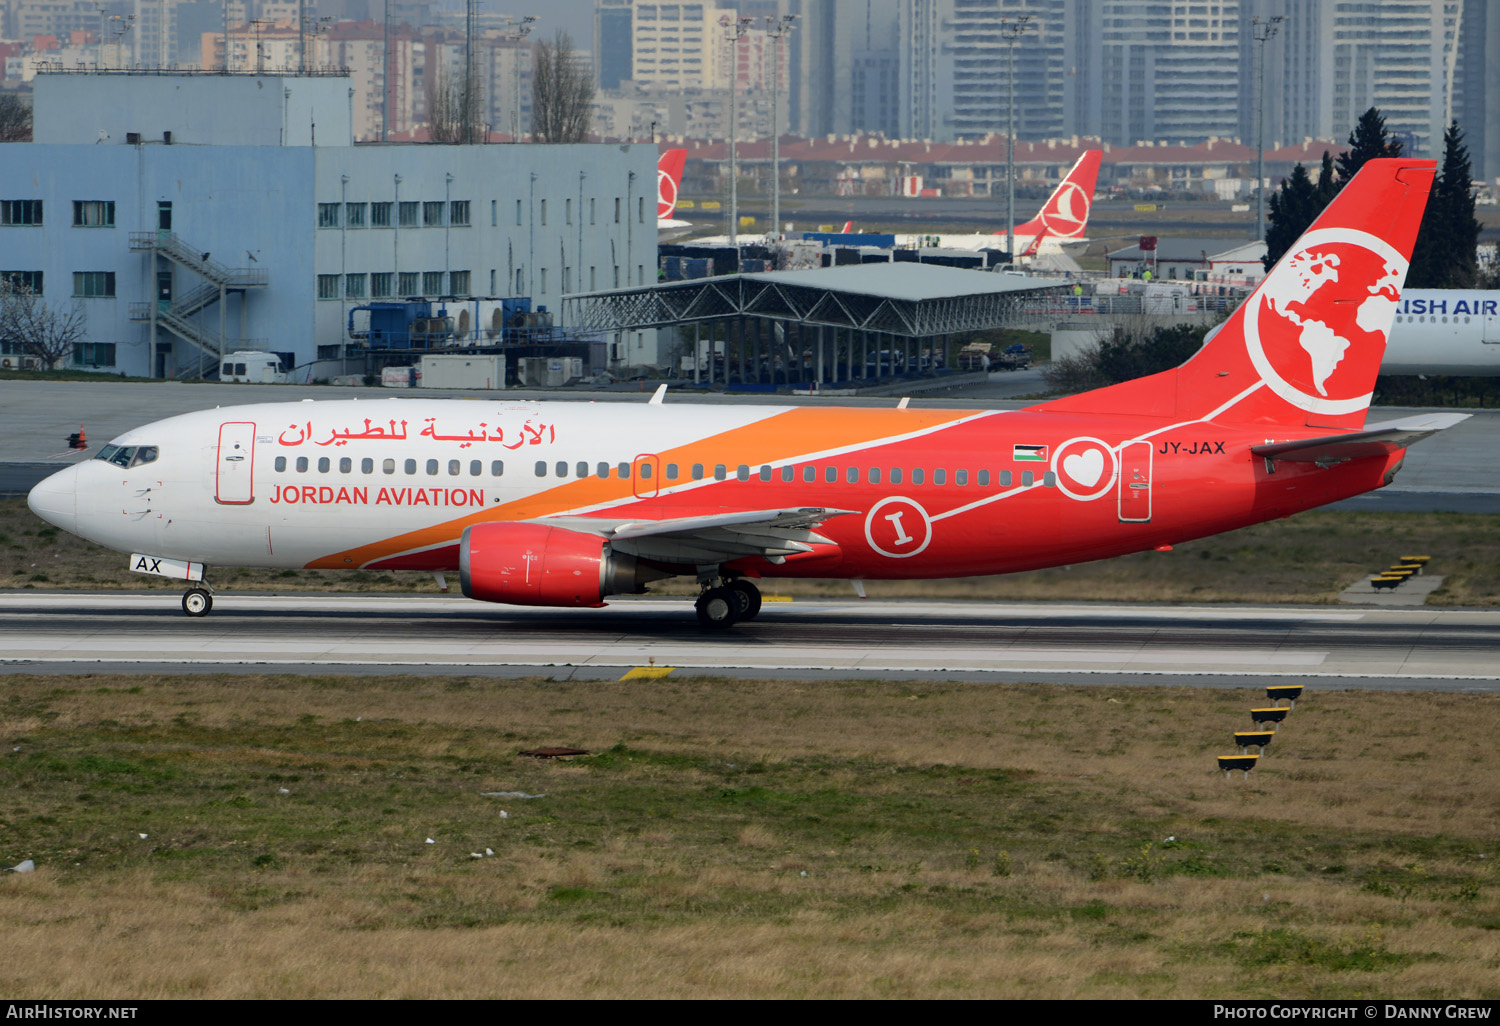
left=404, top=459, right=417, bottom=474
left=362, top=458, right=374, bottom=474
left=491, top=461, right=505, bottom=476
left=296, top=457, right=309, bottom=472
left=340, top=457, right=352, bottom=473
left=274, top=456, right=287, bottom=472
left=318, top=457, right=330, bottom=473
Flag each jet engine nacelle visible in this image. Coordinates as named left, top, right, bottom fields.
left=459, top=522, right=657, bottom=608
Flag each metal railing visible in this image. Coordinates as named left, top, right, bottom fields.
left=128, top=232, right=267, bottom=288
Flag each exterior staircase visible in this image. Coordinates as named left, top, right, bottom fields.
left=128, top=231, right=269, bottom=376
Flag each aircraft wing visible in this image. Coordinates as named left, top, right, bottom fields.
left=1251, top=412, right=1470, bottom=463
left=535, top=507, right=858, bottom=565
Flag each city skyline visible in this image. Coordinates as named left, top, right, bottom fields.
left=1, top=0, right=1494, bottom=180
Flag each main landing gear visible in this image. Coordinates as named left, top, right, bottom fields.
left=182, top=585, right=213, bottom=617
left=694, top=577, right=762, bottom=630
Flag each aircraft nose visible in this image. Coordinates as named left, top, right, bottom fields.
left=27, top=465, right=78, bottom=534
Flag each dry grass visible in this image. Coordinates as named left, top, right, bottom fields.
left=1, top=672, right=1498, bottom=998
left=4, top=498, right=1497, bottom=606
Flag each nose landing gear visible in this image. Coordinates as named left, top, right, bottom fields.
left=182, top=586, right=214, bottom=617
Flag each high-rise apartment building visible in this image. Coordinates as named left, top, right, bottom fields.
left=1249, top=0, right=1491, bottom=173
left=1072, top=0, right=1241, bottom=146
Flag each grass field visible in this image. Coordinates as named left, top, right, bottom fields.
left=4, top=498, right=1497, bottom=606
left=1, top=672, right=1496, bottom=999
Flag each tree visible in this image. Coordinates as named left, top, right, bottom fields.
left=1335, top=106, right=1403, bottom=184
left=0, top=91, right=31, bottom=142
left=427, top=60, right=484, bottom=144
left=1408, top=121, right=1482, bottom=289
left=0, top=282, right=86, bottom=368
left=530, top=30, right=594, bottom=143
left=1263, top=108, right=1401, bottom=268
left=1263, top=162, right=1317, bottom=269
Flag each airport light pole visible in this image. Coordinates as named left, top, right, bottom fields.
left=765, top=13, right=796, bottom=239
left=1001, top=15, right=1032, bottom=264
left=508, top=15, right=537, bottom=143
left=726, top=15, right=752, bottom=247
left=1252, top=15, right=1284, bottom=244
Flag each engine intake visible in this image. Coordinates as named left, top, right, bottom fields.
left=459, top=522, right=662, bottom=607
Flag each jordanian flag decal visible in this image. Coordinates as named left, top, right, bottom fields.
left=1013, top=444, right=1048, bottom=462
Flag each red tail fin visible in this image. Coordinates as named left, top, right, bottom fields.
left=657, top=148, right=687, bottom=220
left=1037, top=158, right=1435, bottom=431
left=1010, top=149, right=1102, bottom=243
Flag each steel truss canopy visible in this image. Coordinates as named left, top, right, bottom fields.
left=564, top=264, right=1069, bottom=337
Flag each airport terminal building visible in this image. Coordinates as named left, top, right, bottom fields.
left=0, top=72, right=659, bottom=380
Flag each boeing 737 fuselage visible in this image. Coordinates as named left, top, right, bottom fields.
left=27, top=159, right=1464, bottom=627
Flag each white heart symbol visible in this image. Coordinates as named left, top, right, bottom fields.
left=1063, top=449, right=1104, bottom=488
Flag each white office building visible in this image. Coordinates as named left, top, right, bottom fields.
left=0, top=71, right=659, bottom=379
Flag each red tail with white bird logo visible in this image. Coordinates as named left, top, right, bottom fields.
left=1009, top=149, right=1102, bottom=252
left=657, top=148, right=687, bottom=221
left=1039, top=158, right=1435, bottom=432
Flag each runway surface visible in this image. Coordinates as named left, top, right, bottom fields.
left=3, top=593, right=1496, bottom=691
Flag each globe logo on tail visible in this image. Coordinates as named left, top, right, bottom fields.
left=1242, top=228, right=1406, bottom=416
left=657, top=169, right=678, bottom=220
left=1039, top=181, right=1090, bottom=238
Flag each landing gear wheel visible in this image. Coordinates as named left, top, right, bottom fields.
left=182, top=588, right=213, bottom=617
left=695, top=586, right=739, bottom=630
left=727, top=579, right=762, bottom=621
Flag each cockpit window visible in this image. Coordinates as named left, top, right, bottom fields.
left=93, top=444, right=158, bottom=468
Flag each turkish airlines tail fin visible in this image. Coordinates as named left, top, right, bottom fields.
left=657, top=148, right=687, bottom=221
left=1037, top=158, right=1436, bottom=431
left=1009, top=149, right=1102, bottom=249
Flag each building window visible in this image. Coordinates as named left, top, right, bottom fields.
left=317, top=274, right=340, bottom=299
left=540, top=268, right=547, bottom=292
left=398, top=271, right=420, bottom=296
left=371, top=202, right=393, bottom=227
left=516, top=268, right=523, bottom=293
left=345, top=273, right=367, bottom=299
left=449, top=270, right=470, bottom=296
left=345, top=202, right=367, bottom=228
left=589, top=197, right=595, bottom=224
left=73, top=342, right=115, bottom=366
left=422, top=271, right=444, bottom=296
left=317, top=202, right=341, bottom=228
left=371, top=272, right=393, bottom=298
left=423, top=201, right=444, bottom=226
left=614, top=197, right=620, bottom=223
left=72, top=201, right=115, bottom=227
left=1, top=271, right=43, bottom=293
left=399, top=201, right=419, bottom=227
left=565, top=198, right=572, bottom=224
left=72, top=271, right=115, bottom=298
left=540, top=199, right=547, bottom=225
left=638, top=196, right=645, bottom=223
left=450, top=200, right=470, bottom=226
left=0, top=200, right=42, bottom=225
left=491, top=200, right=497, bottom=226
left=516, top=199, right=522, bottom=225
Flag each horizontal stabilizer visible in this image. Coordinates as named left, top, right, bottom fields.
left=1251, top=413, right=1470, bottom=463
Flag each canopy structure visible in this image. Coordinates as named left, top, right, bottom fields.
left=564, top=264, right=1069, bottom=389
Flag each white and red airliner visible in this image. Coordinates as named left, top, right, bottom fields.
left=901, top=149, right=1103, bottom=256
left=28, top=158, right=1464, bottom=627
left=656, top=148, right=691, bottom=234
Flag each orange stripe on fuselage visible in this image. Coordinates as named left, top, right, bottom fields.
left=305, top=405, right=983, bottom=569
